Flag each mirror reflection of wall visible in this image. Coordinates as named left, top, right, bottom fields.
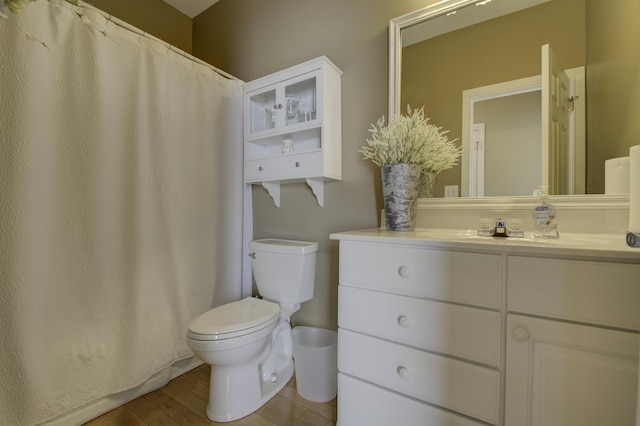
left=400, top=0, right=640, bottom=197
left=586, top=0, right=640, bottom=195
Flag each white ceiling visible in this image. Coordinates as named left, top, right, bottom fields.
left=162, top=0, right=220, bottom=18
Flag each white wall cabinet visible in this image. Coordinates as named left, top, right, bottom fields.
left=331, top=230, right=640, bottom=426
left=243, top=56, right=341, bottom=207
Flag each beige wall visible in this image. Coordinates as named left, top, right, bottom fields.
left=402, top=0, right=585, bottom=196
left=586, top=0, right=640, bottom=194
left=91, top=0, right=192, bottom=53
left=86, top=0, right=640, bottom=330
left=193, top=0, right=431, bottom=330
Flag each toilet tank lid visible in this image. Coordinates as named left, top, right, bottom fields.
left=250, top=238, right=318, bottom=254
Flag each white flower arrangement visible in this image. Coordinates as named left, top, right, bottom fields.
left=360, top=105, right=460, bottom=174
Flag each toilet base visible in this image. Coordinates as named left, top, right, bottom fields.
left=205, top=321, right=296, bottom=422
left=206, top=357, right=294, bottom=422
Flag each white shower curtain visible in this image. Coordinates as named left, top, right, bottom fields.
left=0, top=2, right=244, bottom=425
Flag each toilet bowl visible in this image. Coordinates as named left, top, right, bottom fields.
left=187, top=297, right=287, bottom=422
left=187, top=297, right=280, bottom=365
left=186, top=237, right=318, bottom=422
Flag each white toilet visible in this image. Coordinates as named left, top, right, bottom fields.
left=186, top=238, right=318, bottom=422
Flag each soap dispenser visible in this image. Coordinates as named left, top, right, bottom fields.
left=533, top=186, right=559, bottom=238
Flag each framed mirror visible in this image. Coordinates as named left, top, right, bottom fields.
left=389, top=0, right=640, bottom=199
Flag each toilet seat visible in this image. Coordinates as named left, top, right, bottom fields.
left=187, top=297, right=279, bottom=341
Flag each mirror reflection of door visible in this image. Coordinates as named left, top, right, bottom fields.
left=462, top=76, right=542, bottom=197
left=474, top=92, right=542, bottom=196
left=463, top=44, right=586, bottom=197
left=543, top=43, right=571, bottom=195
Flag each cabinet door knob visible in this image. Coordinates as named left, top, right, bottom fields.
left=513, top=327, right=530, bottom=342
left=397, top=315, right=410, bottom=328
left=295, top=162, right=300, bottom=167
left=397, top=366, right=409, bottom=379
left=398, top=266, right=411, bottom=278
left=258, top=166, right=263, bottom=171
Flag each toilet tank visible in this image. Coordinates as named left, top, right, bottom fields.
left=249, top=238, right=318, bottom=304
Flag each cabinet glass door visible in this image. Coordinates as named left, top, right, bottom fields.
left=248, top=88, right=277, bottom=134
left=284, top=73, right=317, bottom=128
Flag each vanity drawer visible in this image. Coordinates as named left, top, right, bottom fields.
left=338, top=329, right=501, bottom=425
left=508, top=257, right=640, bottom=330
left=339, top=242, right=502, bottom=308
left=338, top=285, right=501, bottom=366
left=338, top=374, right=486, bottom=426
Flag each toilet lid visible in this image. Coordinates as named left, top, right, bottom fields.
left=188, top=297, right=279, bottom=340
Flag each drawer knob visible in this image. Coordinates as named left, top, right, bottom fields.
left=513, top=327, right=530, bottom=342
left=398, top=266, right=411, bottom=278
left=397, top=315, right=410, bottom=328
left=397, top=366, right=409, bottom=379
left=258, top=166, right=263, bottom=171
left=295, top=162, right=300, bottom=167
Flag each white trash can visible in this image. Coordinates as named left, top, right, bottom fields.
left=292, top=326, right=338, bottom=402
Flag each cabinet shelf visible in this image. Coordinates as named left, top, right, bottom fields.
left=244, top=126, right=322, bottom=161
left=244, top=122, right=321, bottom=144
left=243, top=56, right=341, bottom=207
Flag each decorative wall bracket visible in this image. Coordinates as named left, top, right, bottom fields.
left=260, top=179, right=325, bottom=207
left=261, top=182, right=281, bottom=207
left=306, top=178, right=324, bottom=207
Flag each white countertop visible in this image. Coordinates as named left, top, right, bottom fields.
left=330, top=228, right=640, bottom=262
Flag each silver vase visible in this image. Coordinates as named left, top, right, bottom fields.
left=381, top=163, right=421, bottom=231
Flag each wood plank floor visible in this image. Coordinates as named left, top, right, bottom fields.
left=84, top=364, right=336, bottom=426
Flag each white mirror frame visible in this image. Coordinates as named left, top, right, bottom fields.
left=388, top=0, right=628, bottom=217
left=389, top=0, right=479, bottom=119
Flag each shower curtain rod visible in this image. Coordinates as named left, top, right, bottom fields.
left=75, top=1, right=241, bottom=82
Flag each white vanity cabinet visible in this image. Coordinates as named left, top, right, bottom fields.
left=334, top=240, right=503, bottom=425
left=331, top=229, right=640, bottom=426
left=243, top=56, right=341, bottom=207
left=504, top=256, right=640, bottom=426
